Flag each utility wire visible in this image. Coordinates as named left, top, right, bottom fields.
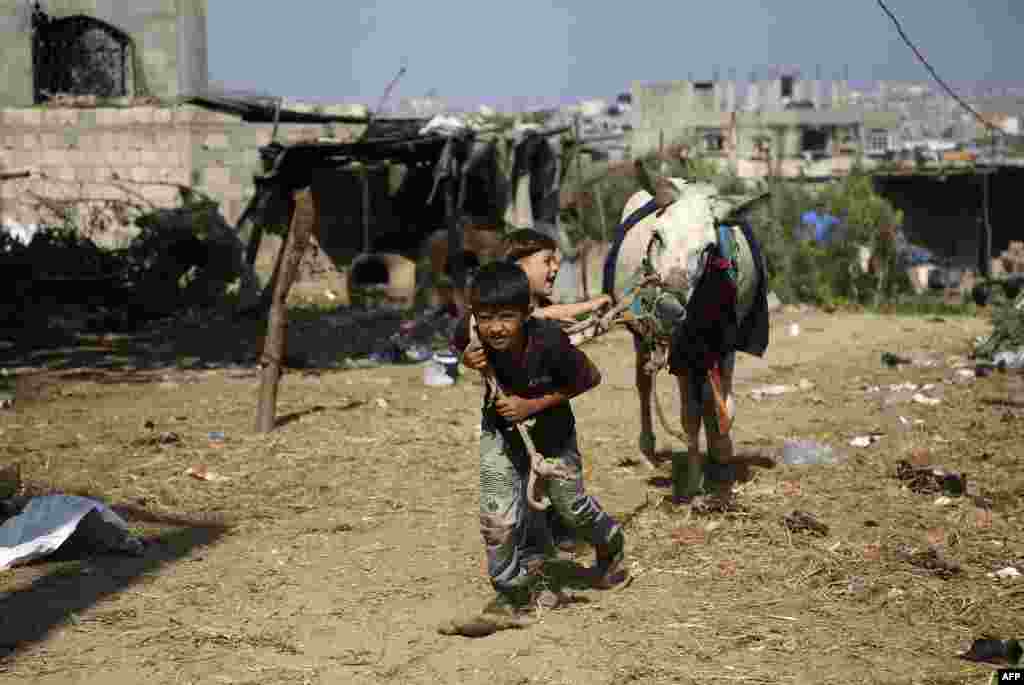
left=875, top=0, right=1003, bottom=139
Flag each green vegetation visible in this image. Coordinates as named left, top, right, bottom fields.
left=559, top=140, right=920, bottom=309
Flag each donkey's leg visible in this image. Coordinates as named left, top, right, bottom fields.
left=632, top=332, right=656, bottom=465
left=675, top=371, right=704, bottom=500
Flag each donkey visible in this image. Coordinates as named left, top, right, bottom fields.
left=605, top=163, right=770, bottom=501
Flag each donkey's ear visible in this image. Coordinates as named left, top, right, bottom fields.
left=715, top=192, right=772, bottom=223
left=653, top=177, right=681, bottom=209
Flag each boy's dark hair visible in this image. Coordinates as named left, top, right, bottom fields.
left=469, top=260, right=531, bottom=312
left=504, top=229, right=557, bottom=263
left=443, top=250, right=481, bottom=280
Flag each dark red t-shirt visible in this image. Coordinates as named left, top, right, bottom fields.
left=451, top=316, right=600, bottom=434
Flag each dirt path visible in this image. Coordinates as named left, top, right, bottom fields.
left=2, top=310, right=1021, bottom=685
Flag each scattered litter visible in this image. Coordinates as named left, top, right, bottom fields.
left=424, top=359, right=455, bottom=387
left=208, top=431, right=226, bottom=442
left=989, top=567, right=1022, bottom=580
left=375, top=398, right=389, bottom=410
left=955, top=368, right=976, bottom=381
left=132, top=431, right=180, bottom=447
left=787, top=323, right=800, bottom=337
left=958, top=638, right=1022, bottom=666
left=863, top=543, right=882, bottom=561
left=751, top=385, right=796, bottom=400
left=993, top=349, right=1024, bottom=370
left=671, top=526, right=706, bottom=546
left=898, top=416, right=925, bottom=427
left=912, top=393, right=941, bottom=406
left=779, top=480, right=802, bottom=497
left=866, top=382, right=921, bottom=395
left=185, top=466, right=230, bottom=483
left=846, top=576, right=867, bottom=596
left=797, top=378, right=814, bottom=391
left=717, top=560, right=738, bottom=577
left=881, top=352, right=912, bottom=367
left=893, top=543, right=960, bottom=577
left=783, top=510, right=829, bottom=537
left=781, top=440, right=841, bottom=465
left=0, top=396, right=12, bottom=410
left=850, top=434, right=883, bottom=448
left=0, top=495, right=144, bottom=570
left=895, top=460, right=967, bottom=496
left=934, top=496, right=954, bottom=507
left=887, top=588, right=905, bottom=600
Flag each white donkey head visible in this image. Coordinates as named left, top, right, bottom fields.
left=611, top=161, right=765, bottom=323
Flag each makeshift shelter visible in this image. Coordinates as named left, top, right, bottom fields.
left=241, top=109, right=581, bottom=432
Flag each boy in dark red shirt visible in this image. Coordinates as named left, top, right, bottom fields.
left=453, top=261, right=627, bottom=615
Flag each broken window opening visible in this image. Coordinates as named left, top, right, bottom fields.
left=800, top=127, right=829, bottom=154
left=693, top=81, right=714, bottom=92
left=31, top=10, right=134, bottom=103
left=702, top=130, right=725, bottom=153
left=780, top=76, right=795, bottom=99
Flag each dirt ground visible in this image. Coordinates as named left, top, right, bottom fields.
left=1, top=307, right=1022, bottom=685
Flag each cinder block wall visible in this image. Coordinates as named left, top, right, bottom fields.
left=0, top=104, right=365, bottom=244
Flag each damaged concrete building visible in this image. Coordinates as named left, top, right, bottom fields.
left=631, top=71, right=902, bottom=179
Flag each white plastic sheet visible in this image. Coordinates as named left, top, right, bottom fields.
left=0, top=495, right=141, bottom=570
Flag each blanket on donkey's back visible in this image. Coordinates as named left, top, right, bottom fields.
left=668, top=221, right=769, bottom=377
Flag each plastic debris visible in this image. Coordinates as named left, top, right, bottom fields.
left=893, top=544, right=960, bottom=576
left=0, top=495, right=144, bottom=570
left=850, top=434, right=883, bottom=448
left=994, top=349, right=1024, bottom=369
left=783, top=510, right=829, bottom=536
left=423, top=361, right=454, bottom=387
left=912, top=392, right=941, bottom=406
left=990, top=567, right=1022, bottom=580
left=185, top=465, right=229, bottom=483
left=781, top=440, right=841, bottom=465
left=881, top=352, right=912, bottom=367
left=751, top=385, right=796, bottom=400
left=958, top=638, right=1022, bottom=666
left=895, top=460, right=967, bottom=496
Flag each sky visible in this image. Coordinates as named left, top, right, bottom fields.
left=206, top=1, right=1023, bottom=110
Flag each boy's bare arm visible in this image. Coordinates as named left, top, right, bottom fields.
left=534, top=295, right=612, bottom=322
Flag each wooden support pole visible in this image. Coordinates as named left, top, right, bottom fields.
left=981, top=169, right=992, bottom=279
left=360, top=165, right=372, bottom=254
left=255, top=188, right=317, bottom=433
left=446, top=174, right=465, bottom=291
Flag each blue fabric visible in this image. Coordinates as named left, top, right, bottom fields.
left=602, top=198, right=659, bottom=295
left=800, top=211, right=841, bottom=244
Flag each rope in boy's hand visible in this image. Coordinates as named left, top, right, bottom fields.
left=563, top=274, right=662, bottom=341
left=468, top=315, right=558, bottom=511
